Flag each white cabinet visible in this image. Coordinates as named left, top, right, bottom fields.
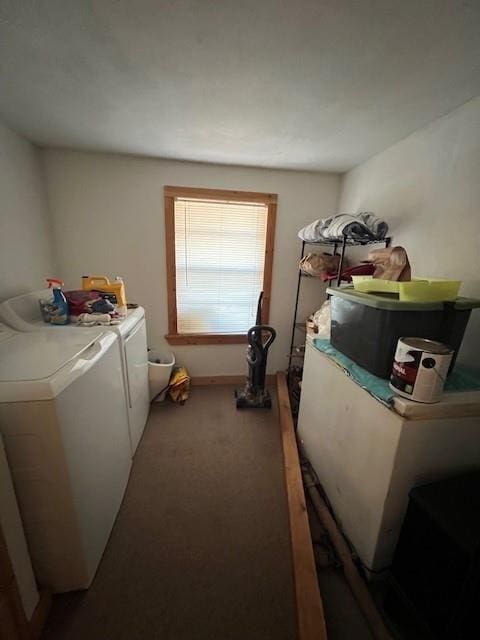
left=297, top=341, right=480, bottom=573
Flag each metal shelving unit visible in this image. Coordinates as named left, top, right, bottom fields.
left=287, top=235, right=391, bottom=378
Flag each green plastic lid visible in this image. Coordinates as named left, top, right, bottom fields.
left=326, top=286, right=480, bottom=311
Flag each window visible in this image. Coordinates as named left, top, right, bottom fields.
left=164, top=186, right=277, bottom=345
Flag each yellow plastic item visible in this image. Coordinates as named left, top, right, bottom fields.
left=81, top=275, right=127, bottom=306
left=351, top=276, right=400, bottom=294
left=351, top=276, right=461, bottom=302
left=399, top=279, right=461, bottom=302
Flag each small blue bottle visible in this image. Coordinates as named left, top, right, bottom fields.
left=46, top=278, right=69, bottom=325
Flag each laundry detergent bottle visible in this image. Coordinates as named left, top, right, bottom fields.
left=46, top=278, right=69, bottom=325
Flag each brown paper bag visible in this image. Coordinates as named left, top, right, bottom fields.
left=299, top=253, right=341, bottom=277
left=367, top=246, right=411, bottom=281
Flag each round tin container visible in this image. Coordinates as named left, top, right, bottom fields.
left=389, top=338, right=453, bottom=403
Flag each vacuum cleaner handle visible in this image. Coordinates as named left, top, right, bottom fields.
left=255, top=291, right=264, bottom=325
left=247, top=325, right=276, bottom=351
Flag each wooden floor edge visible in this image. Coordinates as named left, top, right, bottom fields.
left=276, top=371, right=328, bottom=640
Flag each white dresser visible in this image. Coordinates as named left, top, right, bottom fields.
left=297, top=340, right=480, bottom=573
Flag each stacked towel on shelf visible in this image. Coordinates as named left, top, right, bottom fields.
left=298, top=212, right=388, bottom=242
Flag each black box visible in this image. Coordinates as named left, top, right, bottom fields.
left=327, top=287, right=477, bottom=378
left=387, top=472, right=480, bottom=639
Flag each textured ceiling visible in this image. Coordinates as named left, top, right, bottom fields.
left=0, top=1, right=479, bottom=171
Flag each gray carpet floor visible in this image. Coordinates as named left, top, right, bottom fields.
left=42, top=385, right=297, bottom=640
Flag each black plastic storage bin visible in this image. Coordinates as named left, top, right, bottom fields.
left=327, top=287, right=480, bottom=378
left=386, top=472, right=480, bottom=639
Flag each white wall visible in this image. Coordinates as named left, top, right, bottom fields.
left=42, top=150, right=340, bottom=375
left=338, top=97, right=480, bottom=367
left=0, top=123, right=57, bottom=300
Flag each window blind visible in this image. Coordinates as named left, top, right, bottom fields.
left=174, top=197, right=268, bottom=334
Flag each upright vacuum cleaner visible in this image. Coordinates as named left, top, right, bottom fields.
left=235, top=292, right=276, bottom=409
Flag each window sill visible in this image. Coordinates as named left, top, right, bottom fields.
left=165, top=333, right=247, bottom=345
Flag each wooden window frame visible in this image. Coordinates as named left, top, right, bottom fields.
left=164, top=185, right=277, bottom=345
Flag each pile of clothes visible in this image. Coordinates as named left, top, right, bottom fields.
left=298, top=212, right=388, bottom=243
left=65, top=289, right=123, bottom=326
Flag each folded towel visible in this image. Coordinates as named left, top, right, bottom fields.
left=298, top=218, right=326, bottom=242
left=77, top=312, right=120, bottom=326
left=298, top=212, right=388, bottom=242
left=357, top=212, right=388, bottom=240
left=323, top=214, right=373, bottom=240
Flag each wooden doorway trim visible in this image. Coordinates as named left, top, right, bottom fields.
left=0, top=522, right=29, bottom=639
left=0, top=521, right=51, bottom=640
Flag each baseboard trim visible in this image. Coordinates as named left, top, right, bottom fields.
left=28, top=589, right=51, bottom=640
left=191, top=374, right=275, bottom=386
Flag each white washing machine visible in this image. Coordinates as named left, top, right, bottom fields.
left=0, top=322, right=132, bottom=593
left=0, top=290, right=150, bottom=454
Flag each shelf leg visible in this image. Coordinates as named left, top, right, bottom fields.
left=336, top=236, right=347, bottom=287
left=288, top=241, right=305, bottom=381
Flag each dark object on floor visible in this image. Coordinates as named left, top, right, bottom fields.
left=236, top=292, right=276, bottom=409
left=327, top=286, right=478, bottom=378
left=386, top=472, right=480, bottom=639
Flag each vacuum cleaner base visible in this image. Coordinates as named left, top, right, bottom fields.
left=235, top=388, right=272, bottom=409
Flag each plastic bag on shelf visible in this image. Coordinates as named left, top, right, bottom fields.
left=299, top=253, right=341, bottom=277
left=313, top=300, right=331, bottom=339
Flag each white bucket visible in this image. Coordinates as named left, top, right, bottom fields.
left=148, top=350, right=175, bottom=402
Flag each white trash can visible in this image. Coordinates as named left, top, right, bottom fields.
left=148, top=350, right=175, bottom=402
